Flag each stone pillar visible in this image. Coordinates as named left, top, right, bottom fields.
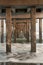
left=6, top=7, right=12, bottom=53
left=39, top=19, right=42, bottom=43
left=1, top=20, right=4, bottom=43
left=31, top=7, right=36, bottom=52
left=13, top=19, right=16, bottom=43
left=26, top=19, right=29, bottom=42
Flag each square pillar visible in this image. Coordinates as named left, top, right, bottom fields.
left=13, top=19, right=16, bottom=43
left=39, top=19, right=42, bottom=43
left=6, top=7, right=12, bottom=53
left=1, top=20, right=4, bottom=43
left=26, top=19, right=29, bottom=42
left=31, top=7, right=36, bottom=52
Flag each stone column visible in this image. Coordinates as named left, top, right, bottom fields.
left=1, top=20, right=4, bottom=43
left=26, top=19, right=29, bottom=42
left=31, top=7, right=36, bottom=52
left=13, top=19, right=16, bottom=43
left=39, top=18, right=42, bottom=43
left=6, top=7, right=12, bottom=53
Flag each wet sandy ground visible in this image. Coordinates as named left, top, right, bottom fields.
left=0, top=43, right=43, bottom=63
left=0, top=62, right=42, bottom=65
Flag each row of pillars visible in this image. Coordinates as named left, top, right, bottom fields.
left=1, top=18, right=42, bottom=43
left=0, top=7, right=42, bottom=53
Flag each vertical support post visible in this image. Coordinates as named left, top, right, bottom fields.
left=1, top=20, right=4, bottom=43
left=13, top=19, right=16, bottom=43
left=31, top=7, right=36, bottom=52
left=26, top=19, right=29, bottom=42
left=0, top=21, right=1, bottom=42
left=16, top=23, right=18, bottom=38
left=6, top=7, right=12, bottom=53
left=39, top=18, right=42, bottom=43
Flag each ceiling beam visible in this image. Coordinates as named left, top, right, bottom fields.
left=0, top=0, right=43, bottom=6
left=0, top=12, right=43, bottom=19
